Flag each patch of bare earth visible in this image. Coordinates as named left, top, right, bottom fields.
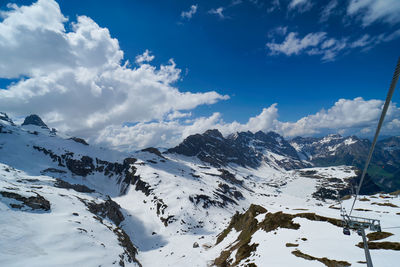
left=356, top=241, right=400, bottom=250
left=371, top=202, right=399, bottom=208
left=291, top=249, right=351, bottom=267
left=366, top=231, right=393, bottom=241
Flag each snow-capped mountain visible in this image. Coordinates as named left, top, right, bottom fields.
left=1, top=113, right=400, bottom=267
left=291, top=134, right=400, bottom=191
left=168, top=129, right=308, bottom=170
left=290, top=134, right=368, bottom=163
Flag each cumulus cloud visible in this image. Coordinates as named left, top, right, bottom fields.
left=96, top=113, right=224, bottom=151
left=0, top=0, right=229, bottom=139
left=277, top=97, right=400, bottom=137
left=347, top=0, right=400, bottom=26
left=0, top=0, right=69, bottom=78
left=181, top=4, right=198, bottom=20
left=96, top=105, right=280, bottom=150
left=96, top=97, right=400, bottom=150
left=135, top=49, right=154, bottom=64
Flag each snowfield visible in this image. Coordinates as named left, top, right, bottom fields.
left=1, top=115, right=400, bottom=266
left=0, top=163, right=139, bottom=267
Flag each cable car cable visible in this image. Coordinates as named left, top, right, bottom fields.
left=349, top=57, right=400, bottom=216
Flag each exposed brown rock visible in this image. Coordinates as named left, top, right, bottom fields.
left=366, top=231, right=393, bottom=241
left=291, top=249, right=351, bottom=267
left=0, top=191, right=50, bottom=211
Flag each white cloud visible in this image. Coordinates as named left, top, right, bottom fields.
left=347, top=0, right=400, bottom=26
left=230, top=0, right=243, bottom=6
left=181, top=4, right=198, bottom=20
left=0, top=0, right=229, bottom=140
left=267, top=0, right=281, bottom=13
left=268, top=26, right=288, bottom=38
left=166, top=111, right=192, bottom=120
left=277, top=97, right=400, bottom=137
left=96, top=112, right=224, bottom=150
left=208, top=7, right=225, bottom=19
left=384, top=29, right=400, bottom=42
left=288, top=0, right=313, bottom=13
left=350, top=34, right=371, bottom=48
left=96, top=105, right=279, bottom=150
left=135, top=49, right=155, bottom=64
left=266, top=32, right=327, bottom=56
left=266, top=29, right=400, bottom=61
left=307, top=37, right=347, bottom=61
left=96, top=97, right=400, bottom=150
left=0, top=0, right=69, bottom=78
left=320, top=0, right=338, bottom=22
left=348, top=30, right=400, bottom=51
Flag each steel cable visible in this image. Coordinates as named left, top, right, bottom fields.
left=349, top=57, right=400, bottom=216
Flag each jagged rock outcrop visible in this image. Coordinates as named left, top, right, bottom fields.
left=168, top=129, right=307, bottom=170
left=141, top=147, right=165, bottom=159
left=0, top=191, right=51, bottom=211
left=0, top=112, right=15, bottom=126
left=69, top=137, right=89, bottom=145
left=54, top=179, right=95, bottom=193
left=86, top=197, right=125, bottom=226
left=22, top=114, right=49, bottom=129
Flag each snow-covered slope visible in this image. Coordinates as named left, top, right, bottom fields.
left=213, top=193, right=400, bottom=267
left=0, top=114, right=132, bottom=197
left=1, top=113, right=399, bottom=267
left=0, top=163, right=140, bottom=267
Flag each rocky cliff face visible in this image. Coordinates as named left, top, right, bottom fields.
left=167, top=129, right=400, bottom=191
left=22, top=114, right=49, bottom=129
left=0, top=112, right=15, bottom=126
left=168, top=129, right=308, bottom=170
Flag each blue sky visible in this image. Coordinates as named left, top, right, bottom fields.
left=56, top=0, right=400, bottom=121
left=0, top=0, right=400, bottom=150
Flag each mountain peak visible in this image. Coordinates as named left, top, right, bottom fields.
left=327, top=133, right=342, bottom=138
left=22, top=114, right=49, bottom=129
left=169, top=129, right=305, bottom=169
left=254, top=130, right=266, bottom=135
left=203, top=129, right=223, bottom=139
left=0, top=112, right=15, bottom=126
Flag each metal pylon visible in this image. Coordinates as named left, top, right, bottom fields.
left=360, top=228, right=373, bottom=267
left=341, top=206, right=379, bottom=267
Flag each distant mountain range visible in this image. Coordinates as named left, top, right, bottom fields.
left=3, top=112, right=399, bottom=192
left=290, top=134, right=400, bottom=191
left=168, top=128, right=400, bottom=192
left=168, top=129, right=306, bottom=170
